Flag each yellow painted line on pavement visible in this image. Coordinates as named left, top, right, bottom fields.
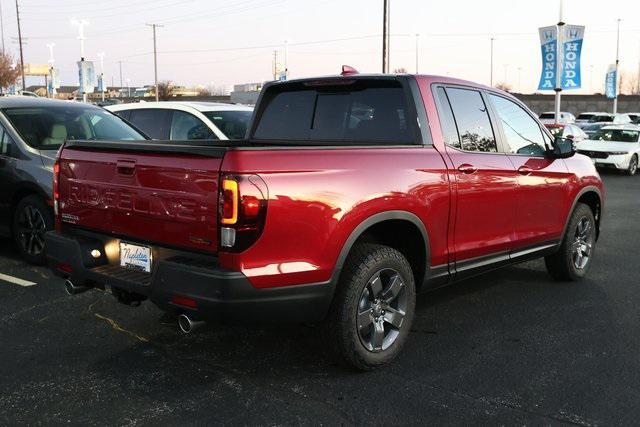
left=0, top=273, right=37, bottom=287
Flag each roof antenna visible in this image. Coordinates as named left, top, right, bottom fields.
left=341, top=65, right=359, bottom=76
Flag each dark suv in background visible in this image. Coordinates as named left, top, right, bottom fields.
left=0, top=97, right=146, bottom=264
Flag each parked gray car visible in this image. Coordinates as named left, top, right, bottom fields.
left=0, top=97, right=147, bottom=263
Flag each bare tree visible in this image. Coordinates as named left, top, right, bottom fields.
left=0, top=52, right=20, bottom=92
left=156, top=80, right=175, bottom=101
left=495, top=82, right=512, bottom=92
left=619, top=71, right=640, bottom=95
left=393, top=67, right=407, bottom=74
left=197, top=86, right=212, bottom=96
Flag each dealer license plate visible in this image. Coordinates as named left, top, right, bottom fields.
left=120, top=242, right=152, bottom=273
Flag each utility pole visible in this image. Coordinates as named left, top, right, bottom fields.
left=272, top=50, right=278, bottom=80
left=146, top=23, right=163, bottom=102
left=0, top=0, right=5, bottom=53
left=553, top=0, right=565, bottom=124
left=490, top=37, right=494, bottom=87
left=15, top=0, right=25, bottom=91
left=118, top=60, right=123, bottom=90
left=613, top=18, right=621, bottom=114
left=382, top=0, right=390, bottom=73
left=415, top=33, right=419, bottom=73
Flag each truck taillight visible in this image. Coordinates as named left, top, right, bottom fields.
left=219, top=174, right=268, bottom=252
left=53, top=160, right=60, bottom=216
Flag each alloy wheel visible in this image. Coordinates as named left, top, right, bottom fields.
left=356, top=268, right=408, bottom=352
left=572, top=217, right=593, bottom=270
left=17, top=205, right=47, bottom=256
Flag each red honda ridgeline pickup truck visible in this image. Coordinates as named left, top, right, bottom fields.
left=45, top=71, right=603, bottom=370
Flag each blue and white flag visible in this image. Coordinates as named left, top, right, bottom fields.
left=77, top=60, right=96, bottom=94
left=605, top=64, right=617, bottom=99
left=538, top=26, right=558, bottom=90
left=561, top=25, right=584, bottom=89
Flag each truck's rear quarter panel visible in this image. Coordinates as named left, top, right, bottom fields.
left=219, top=147, right=450, bottom=288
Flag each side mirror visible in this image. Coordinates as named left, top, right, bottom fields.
left=548, top=136, right=576, bottom=159
left=565, top=134, right=574, bottom=140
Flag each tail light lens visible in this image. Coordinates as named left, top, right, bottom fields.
left=53, top=160, right=60, bottom=227
left=219, top=174, right=268, bottom=252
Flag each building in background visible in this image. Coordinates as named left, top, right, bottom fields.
left=230, top=82, right=263, bottom=105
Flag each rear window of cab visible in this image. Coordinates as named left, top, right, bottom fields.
left=252, top=80, right=415, bottom=145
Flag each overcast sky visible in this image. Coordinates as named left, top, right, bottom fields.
left=3, top=0, right=640, bottom=93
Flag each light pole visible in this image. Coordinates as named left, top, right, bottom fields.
left=72, top=19, right=89, bottom=102
left=46, top=43, right=55, bottom=98
left=284, top=39, right=288, bottom=79
left=97, top=52, right=105, bottom=102
left=553, top=0, right=565, bottom=124
left=613, top=18, right=621, bottom=114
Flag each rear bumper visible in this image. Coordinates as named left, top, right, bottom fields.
left=44, top=230, right=333, bottom=323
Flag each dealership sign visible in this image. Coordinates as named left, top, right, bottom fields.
left=605, top=64, right=617, bottom=99
left=538, top=25, right=584, bottom=91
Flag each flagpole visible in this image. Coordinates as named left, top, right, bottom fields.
left=554, top=0, right=565, bottom=125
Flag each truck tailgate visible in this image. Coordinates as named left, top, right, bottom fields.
left=57, top=141, right=225, bottom=253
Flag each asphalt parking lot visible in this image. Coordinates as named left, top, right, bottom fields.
left=0, top=171, right=639, bottom=425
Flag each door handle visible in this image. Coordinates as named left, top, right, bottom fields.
left=517, top=166, right=533, bottom=175
left=116, top=159, right=136, bottom=175
left=457, top=163, right=477, bottom=174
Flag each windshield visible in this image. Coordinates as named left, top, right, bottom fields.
left=539, top=113, right=555, bottom=119
left=577, top=113, right=595, bottom=120
left=2, top=105, right=147, bottom=150
left=203, top=110, right=252, bottom=140
left=589, top=115, right=613, bottom=122
left=590, top=129, right=639, bottom=142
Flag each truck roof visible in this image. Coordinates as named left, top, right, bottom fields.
left=270, top=73, right=497, bottom=92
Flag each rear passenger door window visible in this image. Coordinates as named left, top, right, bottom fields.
left=128, top=109, right=171, bottom=140
left=444, top=87, right=497, bottom=152
left=170, top=111, right=215, bottom=140
left=488, top=94, right=547, bottom=156
left=0, top=126, right=15, bottom=157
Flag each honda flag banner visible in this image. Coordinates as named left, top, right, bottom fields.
left=561, top=25, right=584, bottom=89
left=538, top=24, right=584, bottom=91
left=538, top=25, right=558, bottom=90
left=605, top=64, right=617, bottom=99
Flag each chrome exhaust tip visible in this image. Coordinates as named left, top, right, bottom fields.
left=178, top=314, right=204, bottom=334
left=64, top=279, right=89, bottom=296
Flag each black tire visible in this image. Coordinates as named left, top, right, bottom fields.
left=545, top=203, right=596, bottom=281
left=627, top=154, right=638, bottom=176
left=328, top=243, right=416, bottom=371
left=12, top=195, right=53, bottom=265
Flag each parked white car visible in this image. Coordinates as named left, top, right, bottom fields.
left=576, top=125, right=640, bottom=175
left=586, top=113, right=632, bottom=125
left=575, top=111, right=607, bottom=126
left=106, top=101, right=253, bottom=140
left=539, top=111, right=576, bottom=124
